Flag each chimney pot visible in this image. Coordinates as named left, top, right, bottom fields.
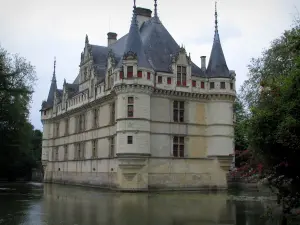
left=200, top=56, right=206, bottom=71
left=135, top=7, right=152, bottom=29
left=107, top=32, right=117, bottom=46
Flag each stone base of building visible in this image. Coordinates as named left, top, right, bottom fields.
left=43, top=156, right=232, bottom=191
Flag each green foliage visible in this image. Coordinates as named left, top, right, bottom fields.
left=234, top=97, right=249, bottom=151
left=240, top=20, right=300, bottom=111
left=239, top=19, right=300, bottom=221
left=0, top=46, right=41, bottom=181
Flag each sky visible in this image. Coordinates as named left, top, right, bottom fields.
left=0, top=0, right=299, bottom=130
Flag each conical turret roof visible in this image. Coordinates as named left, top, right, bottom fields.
left=206, top=2, right=230, bottom=78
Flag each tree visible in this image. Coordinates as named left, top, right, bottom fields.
left=240, top=19, right=300, bottom=110
left=236, top=19, right=300, bottom=224
left=233, top=97, right=249, bottom=168
left=0, top=46, right=37, bottom=180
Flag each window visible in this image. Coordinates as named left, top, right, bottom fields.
left=84, top=67, right=88, bottom=81
left=210, top=82, right=215, bottom=89
left=75, top=143, right=80, bottom=159
left=192, top=80, right=196, bottom=87
left=230, top=82, right=234, bottom=90
left=158, top=76, right=162, bottom=84
left=167, top=77, right=172, bottom=84
left=53, top=147, right=59, bottom=161
left=55, top=122, right=60, bottom=137
left=220, top=82, right=226, bottom=89
left=78, top=113, right=85, bottom=132
left=43, top=111, right=46, bottom=115
left=110, top=102, right=115, bottom=124
left=201, top=81, right=205, bottom=89
left=64, top=145, right=68, bottom=161
left=173, top=136, right=185, bottom=157
left=108, top=69, right=113, bottom=89
left=127, top=136, right=133, bottom=144
left=65, top=118, right=69, bottom=135
left=75, top=142, right=85, bottom=159
left=137, top=71, right=142, bottom=78
left=109, top=136, right=115, bottom=158
left=91, top=79, right=94, bottom=97
left=127, top=66, right=133, bottom=78
left=127, top=97, right=134, bottom=117
left=110, top=75, right=114, bottom=87
left=173, top=101, right=184, bottom=122
left=92, top=139, right=98, bottom=158
left=93, top=108, right=99, bottom=128
left=177, top=66, right=187, bottom=86
left=119, top=71, right=124, bottom=79
left=81, top=142, right=85, bottom=159
left=147, top=72, right=151, bottom=80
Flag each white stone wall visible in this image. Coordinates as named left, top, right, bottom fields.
left=206, top=101, right=234, bottom=156
left=116, top=92, right=151, bottom=155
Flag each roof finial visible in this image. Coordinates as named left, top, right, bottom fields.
left=215, top=1, right=218, bottom=33
left=85, top=34, right=89, bottom=44
left=134, top=0, right=136, bottom=9
left=52, top=57, right=56, bottom=82
left=154, top=0, right=158, bottom=17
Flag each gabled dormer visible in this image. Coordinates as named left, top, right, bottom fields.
left=171, top=46, right=192, bottom=87
left=79, top=35, right=93, bottom=84
left=105, top=49, right=117, bottom=91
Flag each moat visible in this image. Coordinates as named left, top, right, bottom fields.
left=0, top=182, right=281, bottom=225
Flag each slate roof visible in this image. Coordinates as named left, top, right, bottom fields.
left=116, top=6, right=152, bottom=69
left=45, top=4, right=230, bottom=110
left=206, top=3, right=230, bottom=78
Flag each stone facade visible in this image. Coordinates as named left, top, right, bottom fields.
left=40, top=2, right=236, bottom=191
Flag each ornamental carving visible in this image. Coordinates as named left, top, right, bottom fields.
left=123, top=51, right=137, bottom=60
left=108, top=49, right=116, bottom=67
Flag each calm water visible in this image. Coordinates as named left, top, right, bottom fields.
left=0, top=182, right=281, bottom=225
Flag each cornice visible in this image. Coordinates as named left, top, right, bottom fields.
left=114, top=84, right=154, bottom=95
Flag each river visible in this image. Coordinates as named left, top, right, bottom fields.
left=0, top=182, right=281, bottom=225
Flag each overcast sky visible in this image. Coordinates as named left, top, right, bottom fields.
left=0, top=0, right=299, bottom=130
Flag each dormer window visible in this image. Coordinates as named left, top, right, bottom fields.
left=201, top=81, right=205, bottom=89
left=158, top=76, right=162, bottom=84
left=167, top=77, right=172, bottom=84
left=137, top=71, right=142, bottom=78
left=177, top=66, right=186, bottom=86
left=84, top=67, right=88, bottom=81
left=220, top=82, right=226, bottom=89
left=127, top=66, right=133, bottom=78
left=108, top=69, right=113, bottom=89
left=192, top=80, right=196, bottom=87
left=119, top=71, right=124, bottom=79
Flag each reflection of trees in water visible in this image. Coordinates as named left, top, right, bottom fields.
left=0, top=183, right=43, bottom=224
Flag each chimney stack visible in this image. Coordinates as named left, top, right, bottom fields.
left=200, top=56, right=206, bottom=71
left=135, top=7, right=152, bottom=29
left=107, top=32, right=117, bottom=46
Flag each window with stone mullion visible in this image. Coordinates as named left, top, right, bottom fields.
left=173, top=101, right=184, bottom=122
left=173, top=136, right=184, bottom=157
left=177, top=66, right=187, bottom=86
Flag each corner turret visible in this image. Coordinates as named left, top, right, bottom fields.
left=206, top=2, right=229, bottom=78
